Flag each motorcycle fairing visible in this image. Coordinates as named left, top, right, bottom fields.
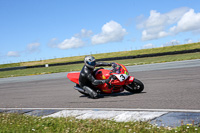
left=95, top=65, right=134, bottom=93
left=67, top=72, right=80, bottom=85
left=125, top=76, right=134, bottom=85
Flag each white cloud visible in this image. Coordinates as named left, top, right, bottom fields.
left=137, top=7, right=190, bottom=41
left=142, top=43, right=155, bottom=49
left=165, top=7, right=191, bottom=24
left=170, top=9, right=200, bottom=34
left=74, top=29, right=93, bottom=38
left=161, top=40, right=180, bottom=47
left=27, top=42, right=40, bottom=53
left=58, top=37, right=84, bottom=49
left=6, top=42, right=40, bottom=58
left=50, top=29, right=91, bottom=50
left=91, top=20, right=127, bottom=44
left=141, top=30, right=168, bottom=41
left=187, top=39, right=193, bottom=44
left=184, top=39, right=193, bottom=44
left=7, top=51, right=20, bottom=57
left=171, top=39, right=180, bottom=45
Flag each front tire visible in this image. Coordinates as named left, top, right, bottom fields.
left=125, top=78, right=144, bottom=93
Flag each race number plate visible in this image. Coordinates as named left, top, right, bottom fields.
left=115, top=74, right=129, bottom=82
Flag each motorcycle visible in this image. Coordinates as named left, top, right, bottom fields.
left=67, top=63, right=144, bottom=97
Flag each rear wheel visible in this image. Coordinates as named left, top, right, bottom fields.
left=125, top=78, right=144, bottom=93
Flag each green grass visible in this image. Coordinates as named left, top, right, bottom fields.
left=0, top=63, right=84, bottom=78
left=0, top=63, right=20, bottom=69
left=0, top=113, right=199, bottom=133
left=0, top=52, right=200, bottom=78
left=114, top=52, right=200, bottom=66
left=0, top=42, right=200, bottom=68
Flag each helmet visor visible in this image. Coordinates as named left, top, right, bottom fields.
left=87, top=61, right=96, bottom=66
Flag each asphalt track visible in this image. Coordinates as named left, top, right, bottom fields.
left=0, top=59, right=200, bottom=110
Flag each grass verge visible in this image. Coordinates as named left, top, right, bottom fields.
left=0, top=52, right=200, bottom=78
left=0, top=42, right=200, bottom=68
left=0, top=113, right=199, bottom=133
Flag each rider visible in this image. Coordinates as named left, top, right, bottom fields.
left=79, top=55, right=116, bottom=98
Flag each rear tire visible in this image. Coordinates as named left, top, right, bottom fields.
left=125, top=78, right=144, bottom=93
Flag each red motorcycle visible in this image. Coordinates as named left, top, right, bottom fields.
left=67, top=63, right=144, bottom=96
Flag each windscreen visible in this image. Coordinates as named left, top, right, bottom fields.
left=114, top=65, right=122, bottom=74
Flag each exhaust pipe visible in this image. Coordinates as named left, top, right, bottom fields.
left=74, top=86, right=85, bottom=93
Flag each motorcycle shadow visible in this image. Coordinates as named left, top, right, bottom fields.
left=80, top=92, right=146, bottom=99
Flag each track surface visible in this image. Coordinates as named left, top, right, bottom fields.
left=0, top=60, right=200, bottom=109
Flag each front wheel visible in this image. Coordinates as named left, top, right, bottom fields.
left=125, top=78, right=144, bottom=93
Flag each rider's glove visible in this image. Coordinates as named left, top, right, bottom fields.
left=103, top=75, right=113, bottom=84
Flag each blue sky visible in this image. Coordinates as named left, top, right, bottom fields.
left=0, top=0, right=200, bottom=64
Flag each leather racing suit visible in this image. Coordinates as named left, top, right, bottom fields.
left=79, top=62, right=112, bottom=89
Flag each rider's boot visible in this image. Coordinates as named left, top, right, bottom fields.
left=83, top=86, right=98, bottom=99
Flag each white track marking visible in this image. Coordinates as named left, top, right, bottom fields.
left=42, top=110, right=167, bottom=122
left=1, top=108, right=200, bottom=112
left=2, top=108, right=200, bottom=123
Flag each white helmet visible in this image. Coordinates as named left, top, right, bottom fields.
left=84, top=56, right=96, bottom=69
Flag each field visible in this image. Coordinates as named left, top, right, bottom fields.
left=0, top=42, right=200, bottom=68
left=0, top=113, right=199, bottom=133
